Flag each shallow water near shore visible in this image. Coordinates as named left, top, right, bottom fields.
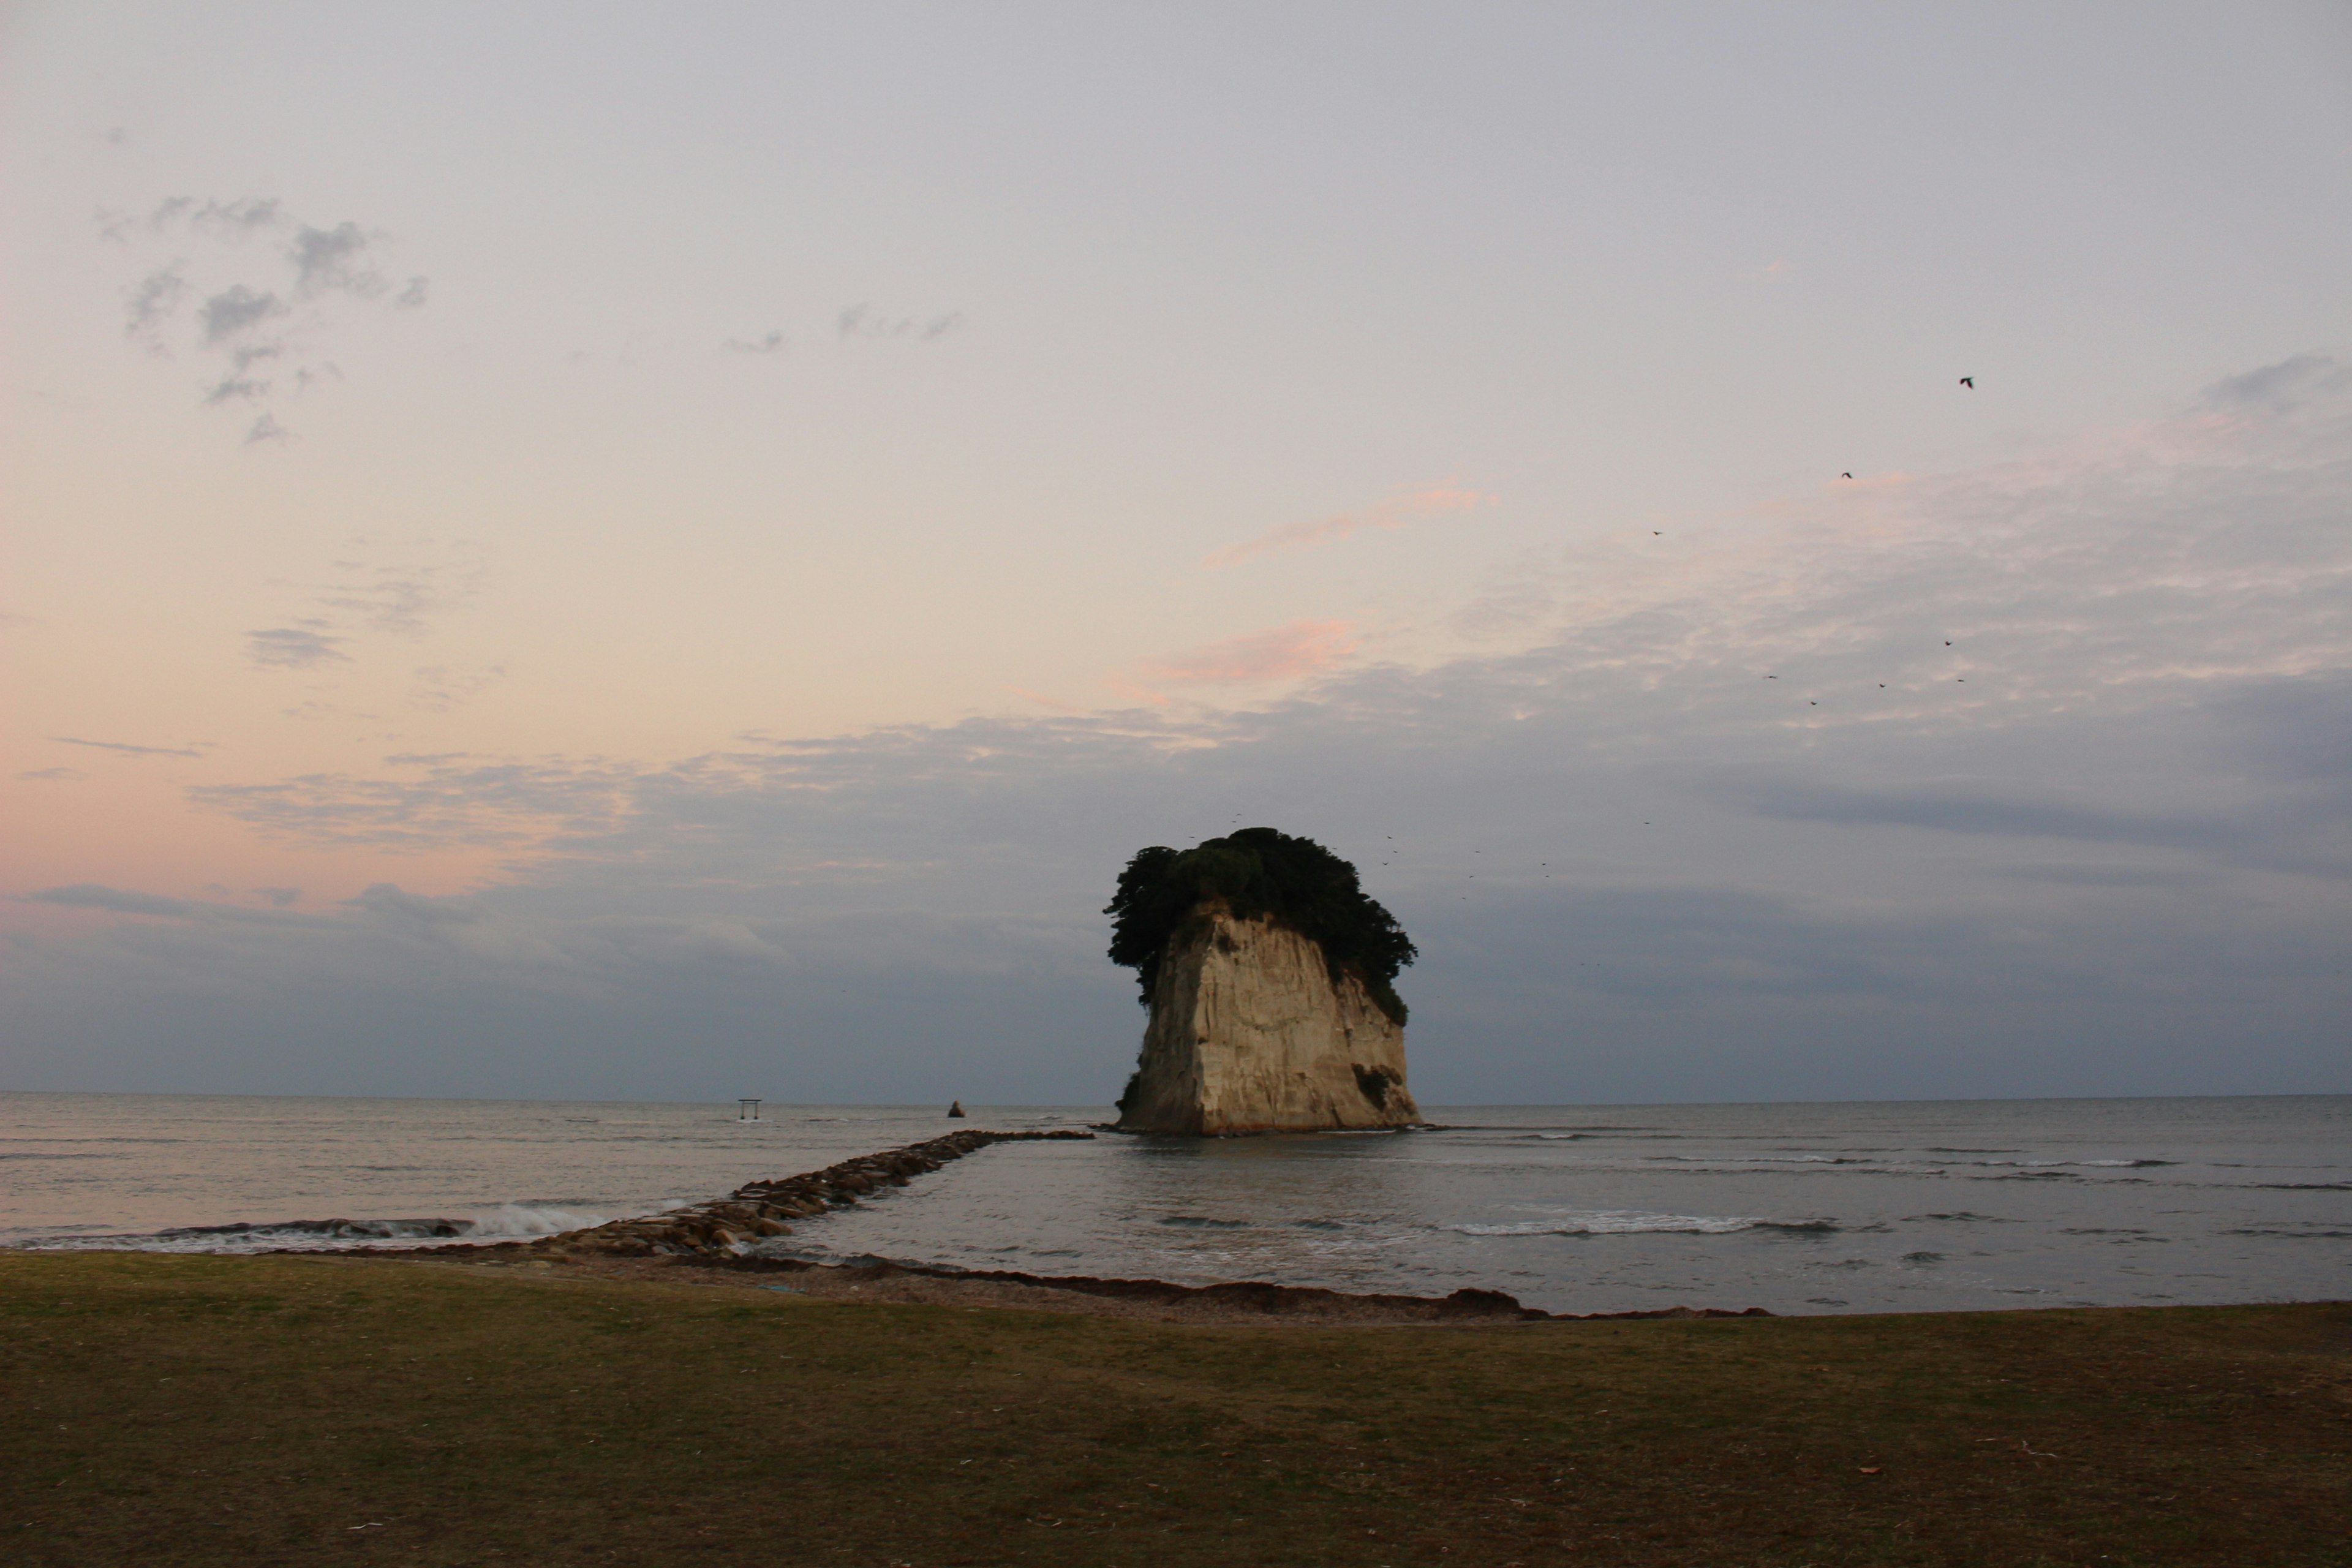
left=2, top=1091, right=2343, bottom=1315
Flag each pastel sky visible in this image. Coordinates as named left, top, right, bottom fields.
left=5, top=3, right=2348, bottom=1103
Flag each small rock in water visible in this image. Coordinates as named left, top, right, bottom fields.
left=947, top=1100, right=965, bottom=1118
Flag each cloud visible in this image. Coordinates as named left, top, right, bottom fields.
left=187, top=753, right=643, bottom=851
left=315, top=548, right=489, bottom=638
left=409, top=662, right=508, bottom=712
left=255, top=887, right=303, bottom=908
left=836, top=304, right=964, bottom=341
left=23, top=883, right=309, bottom=927
left=50, top=736, right=207, bottom=758
left=104, top=195, right=426, bottom=443
left=197, top=284, right=287, bottom=343
left=1128, top=620, right=1358, bottom=692
left=143, top=197, right=282, bottom=235
left=723, top=330, right=787, bottom=355
left=2201, top=353, right=2349, bottom=412
left=16, top=767, right=89, bottom=783
left=27, top=884, right=198, bottom=918
left=288, top=222, right=382, bottom=297
left=241, top=546, right=491, bottom=677
left=123, top=267, right=187, bottom=341
left=7, top=358, right=2348, bottom=1101
left=244, top=625, right=350, bottom=669
left=1204, top=483, right=1498, bottom=568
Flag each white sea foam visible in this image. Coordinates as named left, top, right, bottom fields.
left=460, top=1202, right=618, bottom=1238
left=1444, top=1209, right=1831, bottom=1237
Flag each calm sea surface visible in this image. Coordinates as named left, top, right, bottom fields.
left=2, top=1093, right=2343, bottom=1316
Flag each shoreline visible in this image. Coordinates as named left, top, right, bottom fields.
left=288, top=1124, right=1784, bottom=1324
left=347, top=1242, right=1784, bottom=1326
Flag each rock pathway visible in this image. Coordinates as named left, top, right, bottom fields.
left=538, top=1129, right=1095, bottom=1258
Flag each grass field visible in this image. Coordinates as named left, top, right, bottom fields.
left=2, top=1251, right=2345, bottom=1566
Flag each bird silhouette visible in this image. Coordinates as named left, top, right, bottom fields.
left=1959, top=377, right=1974, bottom=388
left=1841, top=472, right=1853, bottom=480
left=1652, top=530, right=1662, bottom=535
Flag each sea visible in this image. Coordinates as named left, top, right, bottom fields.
left=2, top=1093, right=2343, bottom=1317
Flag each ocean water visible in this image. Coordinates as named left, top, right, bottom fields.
left=2, top=1092, right=2343, bottom=1316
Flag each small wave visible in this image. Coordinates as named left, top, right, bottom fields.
left=2250, top=1182, right=2352, bottom=1191
left=1444, top=1210, right=1836, bottom=1237
left=2223, top=1226, right=2352, bottom=1240
left=1159, top=1216, right=1250, bottom=1229
left=462, top=1203, right=614, bottom=1238
left=1909, top=1211, right=2014, bottom=1223
left=13, top=1202, right=624, bottom=1254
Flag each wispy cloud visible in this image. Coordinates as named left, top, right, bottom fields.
left=50, top=736, right=208, bottom=759
left=723, top=330, right=787, bottom=355
left=23, top=883, right=309, bottom=925
left=10, top=357, right=2346, bottom=1102
left=244, top=545, right=491, bottom=672
left=16, top=767, right=89, bottom=783
left=409, top=662, right=508, bottom=712
left=244, top=625, right=350, bottom=669
left=122, top=267, right=187, bottom=344
left=1127, top=620, right=1357, bottom=695
left=102, top=195, right=428, bottom=443
left=836, top=303, right=963, bottom=342
left=288, top=222, right=382, bottom=297
left=1204, top=483, right=1498, bottom=568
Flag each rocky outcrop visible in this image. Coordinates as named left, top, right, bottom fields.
left=534, top=1129, right=1093, bottom=1258
left=1117, top=905, right=1420, bottom=1135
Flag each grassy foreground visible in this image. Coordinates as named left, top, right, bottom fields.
left=2, top=1253, right=2345, bottom=1567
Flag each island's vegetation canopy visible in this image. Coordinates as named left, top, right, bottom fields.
left=1104, top=827, right=1415, bottom=1025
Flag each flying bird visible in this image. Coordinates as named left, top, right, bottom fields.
left=1959, top=377, right=1974, bottom=388
left=1841, top=472, right=1853, bottom=480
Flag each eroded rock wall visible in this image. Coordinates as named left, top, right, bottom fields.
left=1117, top=906, right=1420, bottom=1134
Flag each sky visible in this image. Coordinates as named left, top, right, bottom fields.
left=4, top=2, right=2348, bottom=1105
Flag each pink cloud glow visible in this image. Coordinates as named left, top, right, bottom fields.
left=1202, top=483, right=1496, bottom=568
left=1121, top=619, right=1357, bottom=699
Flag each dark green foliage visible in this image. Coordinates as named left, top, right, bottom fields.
left=1103, top=827, right=1415, bottom=1025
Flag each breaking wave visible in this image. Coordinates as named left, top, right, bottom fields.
left=9, top=1202, right=628, bottom=1254
left=1445, top=1210, right=1840, bottom=1237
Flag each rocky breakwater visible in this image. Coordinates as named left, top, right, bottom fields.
left=536, top=1129, right=1093, bottom=1259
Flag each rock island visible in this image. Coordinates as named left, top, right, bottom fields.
left=1106, top=827, right=1422, bottom=1134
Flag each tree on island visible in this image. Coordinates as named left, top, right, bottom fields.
left=1104, top=826, right=1415, bottom=1027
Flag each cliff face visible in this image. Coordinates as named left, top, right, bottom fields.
left=1116, top=905, right=1421, bottom=1135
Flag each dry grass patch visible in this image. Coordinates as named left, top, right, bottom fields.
left=2, top=1251, right=2345, bottom=1566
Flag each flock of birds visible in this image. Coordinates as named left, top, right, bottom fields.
left=1210, top=377, right=1988, bottom=905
